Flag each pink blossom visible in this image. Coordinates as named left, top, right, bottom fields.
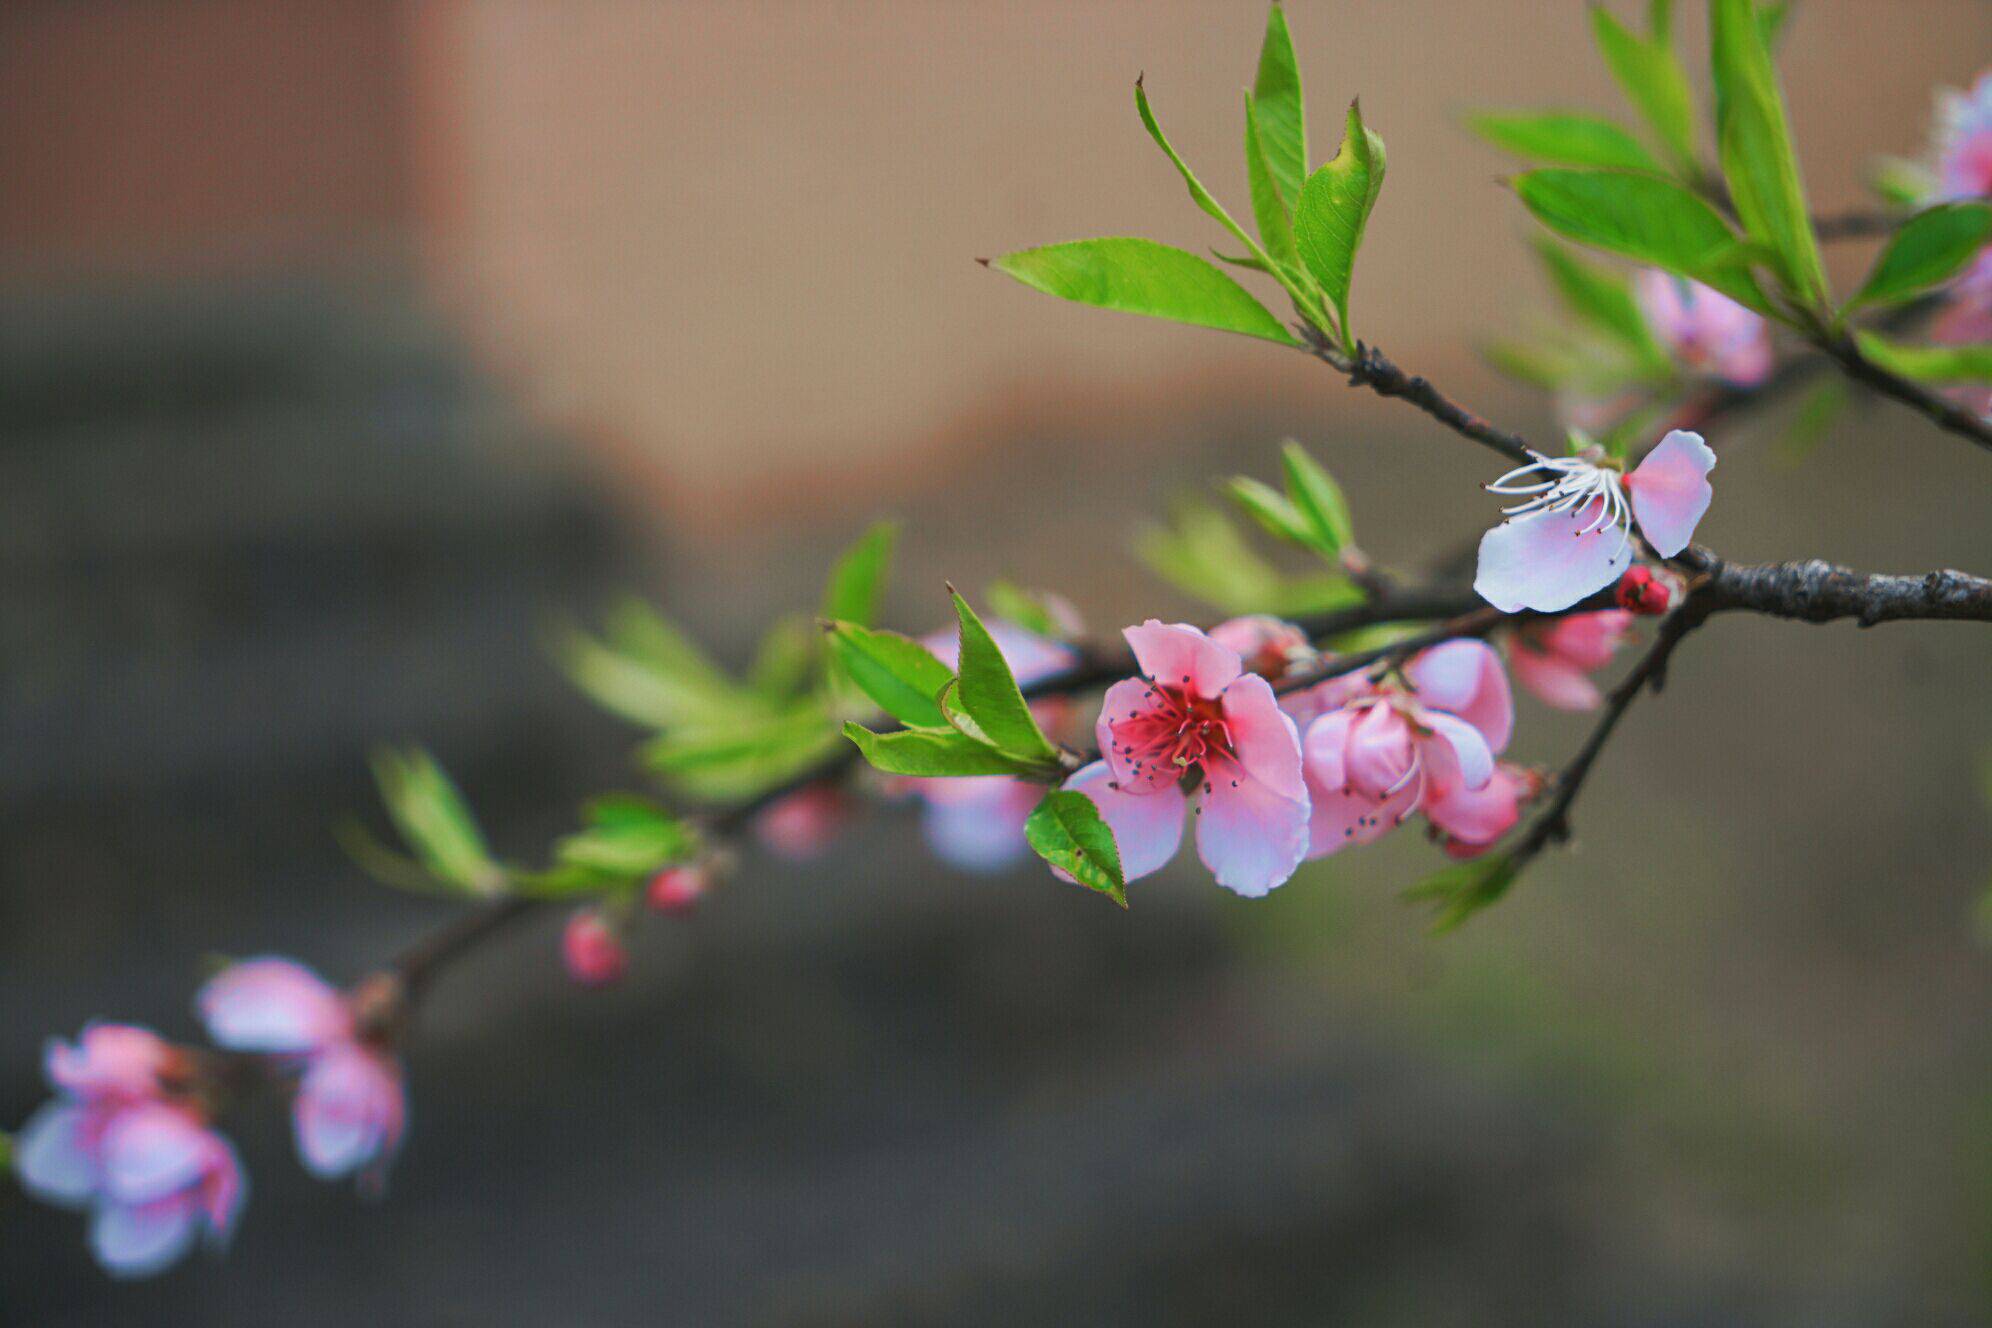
left=1635, top=270, right=1773, bottom=387
left=561, top=911, right=628, bottom=987
left=1296, top=639, right=1514, bottom=856
left=1509, top=610, right=1634, bottom=711
left=1932, top=252, right=1992, bottom=421
left=15, top=1024, right=247, bottom=1278
left=1475, top=431, right=1715, bottom=614
left=646, top=865, right=709, bottom=914
left=198, top=958, right=407, bottom=1188
left=1068, top=620, right=1310, bottom=896
left=1207, top=615, right=1310, bottom=681
left=1935, top=71, right=1992, bottom=202
left=1427, top=762, right=1541, bottom=859
left=754, top=785, right=852, bottom=860
left=912, top=617, right=1081, bottom=872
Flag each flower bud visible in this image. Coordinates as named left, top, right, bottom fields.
left=560, top=910, right=626, bottom=987
left=1615, top=566, right=1671, bottom=616
left=645, top=865, right=708, bottom=915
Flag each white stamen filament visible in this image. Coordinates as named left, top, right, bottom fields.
left=1485, top=451, right=1633, bottom=555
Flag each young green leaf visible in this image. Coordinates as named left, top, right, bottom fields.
left=842, top=722, right=1045, bottom=778
left=1244, top=96, right=1299, bottom=267
left=1295, top=101, right=1387, bottom=349
left=1848, top=202, right=1992, bottom=309
left=821, top=521, right=898, bottom=628
left=1401, top=850, right=1520, bottom=933
left=1511, top=169, right=1768, bottom=313
left=1771, top=377, right=1848, bottom=467
left=990, top=238, right=1296, bottom=344
left=1134, top=76, right=1265, bottom=262
left=1532, top=238, right=1669, bottom=367
left=1136, top=498, right=1365, bottom=616
left=1853, top=331, right=1992, bottom=384
left=1870, top=157, right=1936, bottom=208
left=1025, top=789, right=1128, bottom=906
left=1225, top=476, right=1318, bottom=550
left=824, top=621, right=954, bottom=729
left=554, top=795, right=694, bottom=876
left=985, top=580, right=1068, bottom=641
left=748, top=614, right=819, bottom=700
left=1279, top=441, right=1356, bottom=555
left=641, top=706, right=842, bottom=800
left=952, top=590, right=1060, bottom=762
left=1708, top=0, right=1826, bottom=305
left=1466, top=111, right=1661, bottom=173
left=1590, top=4, right=1697, bottom=170
left=370, top=747, right=504, bottom=894
left=1251, top=2, right=1307, bottom=210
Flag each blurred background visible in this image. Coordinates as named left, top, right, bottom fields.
left=1, top=2, right=1989, bottom=1323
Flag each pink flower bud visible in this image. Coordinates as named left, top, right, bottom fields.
left=644, top=866, right=708, bottom=915
left=1615, top=566, right=1671, bottom=616
left=561, top=911, right=626, bottom=987
left=754, top=785, right=850, bottom=860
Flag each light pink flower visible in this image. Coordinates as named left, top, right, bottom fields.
left=1475, top=431, right=1715, bottom=614
left=1069, top=621, right=1309, bottom=897
left=1635, top=270, right=1773, bottom=387
left=1427, top=762, right=1541, bottom=859
left=198, top=958, right=406, bottom=1187
left=1932, top=252, right=1992, bottom=421
left=15, top=1023, right=247, bottom=1278
left=754, top=785, right=852, bottom=860
left=1207, top=615, right=1310, bottom=681
left=1297, top=639, right=1513, bottom=857
left=1935, top=71, right=1992, bottom=202
left=912, top=617, right=1081, bottom=873
left=1509, top=610, right=1634, bottom=711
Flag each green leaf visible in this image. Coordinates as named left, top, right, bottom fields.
left=1025, top=789, right=1127, bottom=906
left=1279, top=441, right=1356, bottom=555
left=370, top=747, right=503, bottom=894
left=558, top=600, right=741, bottom=729
left=1532, top=238, right=1668, bottom=365
left=841, top=722, right=1045, bottom=778
left=1136, top=498, right=1364, bottom=616
left=1251, top=3, right=1307, bottom=210
left=1295, top=101, right=1387, bottom=348
left=1225, top=476, right=1317, bottom=550
left=1590, top=4, right=1697, bottom=170
left=337, top=822, right=471, bottom=897
left=1853, top=331, right=1992, bottom=384
left=1849, top=202, right=1992, bottom=309
left=990, top=238, right=1295, bottom=344
left=641, top=706, right=841, bottom=800
left=985, top=580, right=1069, bottom=641
left=1511, top=169, right=1767, bottom=313
left=1466, top=111, right=1661, bottom=173
left=824, top=621, right=954, bottom=729
left=1709, top=0, right=1826, bottom=304
left=1134, top=76, right=1265, bottom=259
left=748, top=614, right=819, bottom=700
left=1402, top=851, right=1521, bottom=933
left=554, top=795, right=694, bottom=876
left=1244, top=96, right=1299, bottom=267
left=1870, top=157, right=1935, bottom=208
left=952, top=590, right=1059, bottom=762
left=821, top=521, right=898, bottom=628
left=1756, top=0, right=1791, bottom=46
left=1771, top=377, right=1848, bottom=467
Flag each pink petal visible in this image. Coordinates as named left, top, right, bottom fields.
left=1342, top=704, right=1414, bottom=801
left=295, top=1043, right=405, bottom=1181
left=1511, top=644, right=1602, bottom=711
left=1426, top=765, right=1528, bottom=850
left=1405, top=639, right=1513, bottom=753
left=197, top=957, right=351, bottom=1055
left=1062, top=761, right=1185, bottom=884
left=1217, top=673, right=1306, bottom=802
left=1097, top=676, right=1186, bottom=796
left=1474, top=502, right=1633, bottom=614
left=1300, top=708, right=1356, bottom=793
left=1280, top=672, right=1373, bottom=732
left=920, top=778, right=1037, bottom=872
left=15, top=1102, right=99, bottom=1207
left=1419, top=712, right=1494, bottom=793
left=1538, top=611, right=1634, bottom=670
left=1625, top=430, right=1715, bottom=558
left=98, top=1104, right=212, bottom=1206
left=47, top=1025, right=168, bottom=1102
left=1123, top=620, right=1241, bottom=699
left=90, top=1193, right=201, bottom=1279
left=1194, top=756, right=1310, bottom=897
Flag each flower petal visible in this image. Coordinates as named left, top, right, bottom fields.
left=1474, top=504, right=1634, bottom=614
left=1426, top=765, right=1529, bottom=852
left=1194, top=756, right=1310, bottom=897
left=197, top=957, right=350, bottom=1055
left=1420, top=712, right=1494, bottom=793
left=98, top=1104, right=211, bottom=1206
left=15, top=1102, right=99, bottom=1207
left=295, top=1044, right=404, bottom=1181
left=90, top=1194, right=201, bottom=1279
left=1626, top=429, right=1715, bottom=558
left=1097, top=677, right=1185, bottom=796
left=1405, top=639, right=1513, bottom=754
left=1062, top=761, right=1185, bottom=884
left=1300, top=708, right=1355, bottom=794
left=1510, top=644, right=1602, bottom=711
left=1218, top=673, right=1306, bottom=802
left=1342, top=704, right=1415, bottom=801
left=920, top=779, right=1037, bottom=872
left=1123, top=620, right=1241, bottom=698
left=46, top=1025, right=168, bottom=1102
